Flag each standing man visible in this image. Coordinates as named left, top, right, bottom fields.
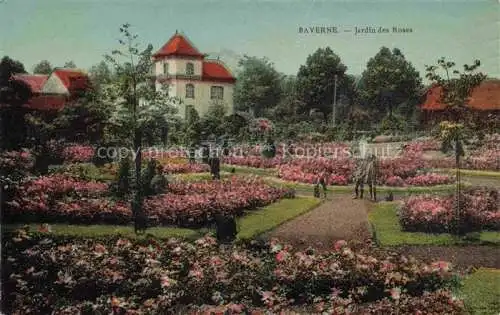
left=353, top=156, right=367, bottom=199
left=365, top=153, right=378, bottom=201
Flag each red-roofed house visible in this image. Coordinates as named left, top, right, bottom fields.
left=153, top=32, right=236, bottom=118
left=8, top=68, right=91, bottom=111
left=419, top=79, right=500, bottom=127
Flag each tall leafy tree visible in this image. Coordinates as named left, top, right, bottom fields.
left=103, top=23, right=179, bottom=233
left=233, top=56, right=282, bottom=117
left=200, top=100, right=227, bottom=138
left=270, top=75, right=304, bottom=123
left=296, top=47, right=349, bottom=122
left=0, top=56, right=29, bottom=150
left=0, top=56, right=26, bottom=85
left=89, top=61, right=113, bottom=89
left=32, top=60, right=53, bottom=74
left=425, top=57, right=486, bottom=235
left=359, top=47, right=422, bottom=119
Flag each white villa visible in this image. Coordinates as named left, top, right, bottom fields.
left=152, top=32, right=236, bottom=119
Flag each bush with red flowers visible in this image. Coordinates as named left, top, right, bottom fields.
left=1, top=231, right=465, bottom=314
left=399, top=187, right=499, bottom=233
left=5, top=175, right=293, bottom=227
left=61, top=145, right=95, bottom=163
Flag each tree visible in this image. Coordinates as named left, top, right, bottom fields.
left=103, top=23, right=180, bottom=233
left=425, top=57, right=486, bottom=236
left=63, top=61, right=77, bottom=68
left=200, top=101, right=227, bottom=137
left=0, top=56, right=26, bottom=84
left=0, top=56, right=29, bottom=150
left=359, top=47, right=422, bottom=120
left=32, top=60, right=53, bottom=74
left=269, top=75, right=304, bottom=123
left=296, top=47, right=349, bottom=122
left=51, top=90, right=111, bottom=143
left=183, top=106, right=201, bottom=145
left=233, top=56, right=282, bottom=117
left=89, top=61, right=113, bottom=89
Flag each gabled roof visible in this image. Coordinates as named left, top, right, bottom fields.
left=10, top=74, right=48, bottom=93
left=52, top=68, right=90, bottom=92
left=202, top=60, right=236, bottom=83
left=421, top=79, right=500, bottom=111
left=153, top=33, right=205, bottom=58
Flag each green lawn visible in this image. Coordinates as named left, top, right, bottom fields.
left=2, top=197, right=320, bottom=241
left=368, top=202, right=500, bottom=246
left=433, top=168, right=500, bottom=178
left=461, top=268, right=500, bottom=315
left=236, top=197, right=321, bottom=240
left=221, top=164, right=278, bottom=176
left=263, top=176, right=460, bottom=195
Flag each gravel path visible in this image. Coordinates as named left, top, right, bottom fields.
left=265, top=195, right=372, bottom=250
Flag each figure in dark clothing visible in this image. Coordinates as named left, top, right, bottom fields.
left=353, top=157, right=367, bottom=199
left=209, top=153, right=221, bottom=180
left=314, top=173, right=327, bottom=199
left=202, top=145, right=210, bottom=164
left=365, top=153, right=378, bottom=201
left=214, top=213, right=237, bottom=243
left=188, top=146, right=196, bottom=164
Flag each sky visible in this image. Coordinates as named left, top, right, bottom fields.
left=0, top=0, right=498, bottom=79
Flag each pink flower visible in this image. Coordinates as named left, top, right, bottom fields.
left=160, top=275, right=174, bottom=288
left=431, top=261, right=451, bottom=272
left=389, top=287, right=401, bottom=300
left=275, top=250, right=288, bottom=262
left=333, top=240, right=347, bottom=251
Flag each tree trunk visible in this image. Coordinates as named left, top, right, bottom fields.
left=132, top=128, right=145, bottom=232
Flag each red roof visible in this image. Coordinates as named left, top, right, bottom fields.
left=421, top=80, right=500, bottom=111
left=10, top=74, right=48, bottom=93
left=202, top=61, right=236, bottom=83
left=153, top=33, right=204, bottom=58
left=52, top=69, right=90, bottom=92
left=23, top=95, right=66, bottom=110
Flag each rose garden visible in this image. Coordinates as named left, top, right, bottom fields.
left=1, top=24, right=500, bottom=315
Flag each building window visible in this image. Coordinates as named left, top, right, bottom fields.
left=210, top=86, right=224, bottom=100
left=163, top=63, right=169, bottom=74
left=186, top=84, right=195, bottom=98
left=186, top=62, right=194, bottom=75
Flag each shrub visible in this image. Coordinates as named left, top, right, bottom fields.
left=399, top=187, right=499, bottom=233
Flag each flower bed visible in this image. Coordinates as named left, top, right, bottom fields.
left=1, top=231, right=464, bottom=314
left=399, top=187, right=500, bottom=233
left=162, top=162, right=210, bottom=174
left=5, top=176, right=293, bottom=227
left=61, top=145, right=95, bottom=163
left=277, top=157, right=453, bottom=187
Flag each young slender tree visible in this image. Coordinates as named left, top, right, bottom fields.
left=425, top=57, right=486, bottom=236
left=104, top=23, right=179, bottom=233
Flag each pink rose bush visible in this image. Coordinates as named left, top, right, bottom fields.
left=404, top=173, right=455, bottom=186
left=2, top=231, right=465, bottom=314
left=162, top=162, right=209, bottom=174
left=399, top=187, right=499, bottom=233
left=61, top=145, right=95, bottom=163
left=5, top=175, right=293, bottom=227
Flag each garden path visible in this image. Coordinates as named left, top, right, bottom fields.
left=265, top=194, right=372, bottom=250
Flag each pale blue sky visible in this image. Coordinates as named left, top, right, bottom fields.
left=0, top=0, right=498, bottom=79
